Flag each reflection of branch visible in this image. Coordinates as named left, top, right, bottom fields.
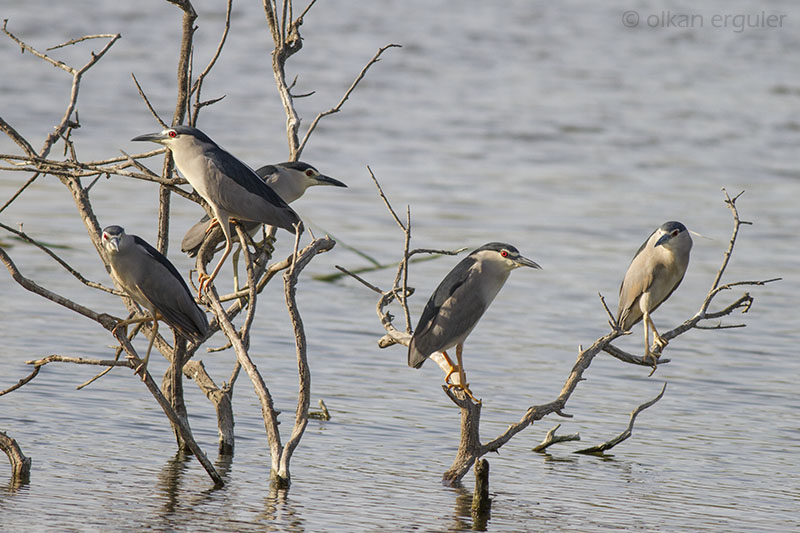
left=575, top=383, right=667, bottom=454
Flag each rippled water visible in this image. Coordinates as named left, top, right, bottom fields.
left=1, top=0, right=799, bottom=531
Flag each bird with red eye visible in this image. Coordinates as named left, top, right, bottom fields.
left=408, top=242, right=541, bottom=404
left=179, top=160, right=346, bottom=289
left=615, top=220, right=692, bottom=372
left=132, top=126, right=329, bottom=294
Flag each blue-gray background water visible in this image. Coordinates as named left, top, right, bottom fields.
left=1, top=1, right=798, bottom=531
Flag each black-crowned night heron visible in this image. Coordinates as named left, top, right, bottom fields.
left=616, top=221, right=692, bottom=365
left=408, top=242, right=541, bottom=402
left=101, top=225, right=209, bottom=378
left=181, top=161, right=346, bottom=258
left=132, top=125, right=302, bottom=294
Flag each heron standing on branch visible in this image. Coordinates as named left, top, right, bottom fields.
left=408, top=242, right=541, bottom=403
left=132, top=126, right=302, bottom=295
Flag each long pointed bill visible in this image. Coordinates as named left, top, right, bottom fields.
left=131, top=132, right=168, bottom=143
left=515, top=255, right=542, bottom=269
left=315, top=175, right=347, bottom=188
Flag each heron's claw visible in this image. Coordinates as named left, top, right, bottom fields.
left=197, top=272, right=213, bottom=296
left=644, top=349, right=660, bottom=376
left=447, top=382, right=482, bottom=405
left=125, top=354, right=149, bottom=382
left=653, top=334, right=669, bottom=351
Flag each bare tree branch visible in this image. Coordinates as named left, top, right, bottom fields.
left=575, top=383, right=667, bottom=454
left=296, top=44, right=402, bottom=158
left=532, top=423, right=581, bottom=453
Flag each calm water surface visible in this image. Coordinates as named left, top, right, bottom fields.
left=1, top=1, right=799, bottom=531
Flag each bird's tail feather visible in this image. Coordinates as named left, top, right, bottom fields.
left=408, top=343, right=428, bottom=369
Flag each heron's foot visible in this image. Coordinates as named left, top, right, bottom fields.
left=653, top=334, right=669, bottom=352
left=447, top=382, right=482, bottom=405
left=111, top=322, right=127, bottom=337
left=204, top=217, right=220, bottom=234
left=197, top=272, right=213, bottom=295
left=644, top=350, right=660, bottom=376
left=443, top=365, right=459, bottom=386
left=125, top=354, right=149, bottom=382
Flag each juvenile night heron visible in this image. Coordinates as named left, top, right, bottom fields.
left=132, top=125, right=302, bottom=294
left=616, top=221, right=692, bottom=365
left=408, top=242, right=541, bottom=402
left=101, top=225, right=209, bottom=378
left=181, top=161, right=346, bottom=258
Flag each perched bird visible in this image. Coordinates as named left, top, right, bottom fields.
left=616, top=221, right=692, bottom=366
left=132, top=125, right=302, bottom=294
left=101, top=225, right=209, bottom=378
left=408, top=242, right=541, bottom=402
left=181, top=161, right=346, bottom=258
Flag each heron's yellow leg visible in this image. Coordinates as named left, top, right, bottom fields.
left=441, top=350, right=458, bottom=384
left=446, top=344, right=481, bottom=404
left=204, top=217, right=220, bottom=234
left=198, top=236, right=232, bottom=295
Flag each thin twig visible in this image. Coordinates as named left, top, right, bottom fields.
left=297, top=44, right=402, bottom=157
left=131, top=74, right=168, bottom=129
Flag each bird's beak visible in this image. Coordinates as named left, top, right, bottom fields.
left=654, top=232, right=672, bottom=248
left=515, top=255, right=542, bottom=270
left=107, top=237, right=120, bottom=252
left=314, top=175, right=347, bottom=188
left=131, top=132, right=168, bottom=144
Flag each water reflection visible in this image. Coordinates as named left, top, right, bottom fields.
left=261, top=485, right=304, bottom=532
left=1, top=472, right=30, bottom=497
left=156, top=451, right=192, bottom=515
left=449, top=482, right=491, bottom=532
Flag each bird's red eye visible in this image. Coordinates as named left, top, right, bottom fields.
left=305, top=169, right=314, bottom=177
left=501, top=250, right=509, bottom=258
left=168, top=130, right=177, bottom=138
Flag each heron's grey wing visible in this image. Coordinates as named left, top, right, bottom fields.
left=204, top=148, right=300, bottom=232
left=616, top=231, right=657, bottom=330
left=204, top=149, right=284, bottom=204
left=181, top=214, right=213, bottom=256
left=409, top=256, right=487, bottom=367
left=133, top=237, right=208, bottom=341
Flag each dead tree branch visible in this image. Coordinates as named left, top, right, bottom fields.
left=532, top=424, right=581, bottom=452
left=575, top=383, right=667, bottom=454
left=0, top=431, right=31, bottom=483
left=346, top=181, right=775, bottom=484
